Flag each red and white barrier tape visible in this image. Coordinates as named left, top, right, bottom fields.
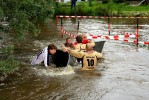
left=89, top=34, right=136, bottom=39
left=118, top=31, right=138, bottom=39
left=57, top=15, right=149, bottom=19
left=61, top=28, right=135, bottom=40
left=118, top=31, right=134, bottom=35
left=61, top=28, right=76, bottom=38
left=90, top=35, right=149, bottom=45
left=61, top=28, right=149, bottom=45
left=119, top=39, right=149, bottom=45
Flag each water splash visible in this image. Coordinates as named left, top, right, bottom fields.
left=32, top=65, right=75, bottom=76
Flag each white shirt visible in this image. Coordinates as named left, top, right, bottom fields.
left=31, top=47, right=49, bottom=67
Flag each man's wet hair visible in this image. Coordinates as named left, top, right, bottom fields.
left=76, top=35, right=83, bottom=43
left=48, top=44, right=57, bottom=50
left=86, top=43, right=94, bottom=50
left=66, top=37, right=71, bottom=41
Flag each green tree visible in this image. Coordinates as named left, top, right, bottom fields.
left=107, top=0, right=113, bottom=16
left=1, top=0, right=54, bottom=40
left=0, top=0, right=54, bottom=78
left=88, top=0, right=92, bottom=7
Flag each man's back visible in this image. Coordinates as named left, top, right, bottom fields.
left=68, top=50, right=102, bottom=70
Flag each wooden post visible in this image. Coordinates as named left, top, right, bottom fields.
left=108, top=16, right=110, bottom=35
left=61, top=18, right=63, bottom=37
left=77, top=20, right=79, bottom=36
left=136, top=18, right=139, bottom=45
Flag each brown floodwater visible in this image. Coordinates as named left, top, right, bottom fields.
left=0, top=18, right=149, bottom=100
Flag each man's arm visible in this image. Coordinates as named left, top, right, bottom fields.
left=68, top=49, right=85, bottom=58
left=95, top=51, right=103, bottom=59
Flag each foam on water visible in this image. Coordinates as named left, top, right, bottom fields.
left=32, top=65, right=75, bottom=76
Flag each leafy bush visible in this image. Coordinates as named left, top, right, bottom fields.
left=1, top=0, right=54, bottom=40
left=55, top=1, right=149, bottom=17
left=0, top=56, right=20, bottom=74
left=75, top=3, right=87, bottom=15
left=0, top=44, right=14, bottom=56
left=0, top=0, right=55, bottom=78
left=102, top=0, right=126, bottom=4
left=0, top=44, right=20, bottom=75
left=95, top=4, right=108, bottom=16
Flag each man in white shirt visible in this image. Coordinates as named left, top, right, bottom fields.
left=31, top=44, right=57, bottom=67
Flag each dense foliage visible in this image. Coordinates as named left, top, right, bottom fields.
left=0, top=0, right=54, bottom=76
left=1, top=0, right=54, bottom=40
left=102, top=0, right=126, bottom=4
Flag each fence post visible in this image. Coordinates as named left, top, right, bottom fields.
left=61, top=18, right=63, bottom=37
left=108, top=16, right=110, bottom=35
left=136, top=18, right=139, bottom=45
left=77, top=20, right=80, bottom=36
left=56, top=16, right=58, bottom=25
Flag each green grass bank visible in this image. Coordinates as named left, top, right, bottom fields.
left=55, top=1, right=149, bottom=16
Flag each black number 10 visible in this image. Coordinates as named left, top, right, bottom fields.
left=87, top=59, right=94, bottom=66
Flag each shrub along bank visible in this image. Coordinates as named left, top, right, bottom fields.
left=0, top=0, right=54, bottom=80
left=55, top=1, right=149, bottom=16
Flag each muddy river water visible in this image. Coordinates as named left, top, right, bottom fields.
left=0, top=18, right=149, bottom=100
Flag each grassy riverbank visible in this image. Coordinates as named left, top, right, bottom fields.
left=55, top=1, right=149, bottom=16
